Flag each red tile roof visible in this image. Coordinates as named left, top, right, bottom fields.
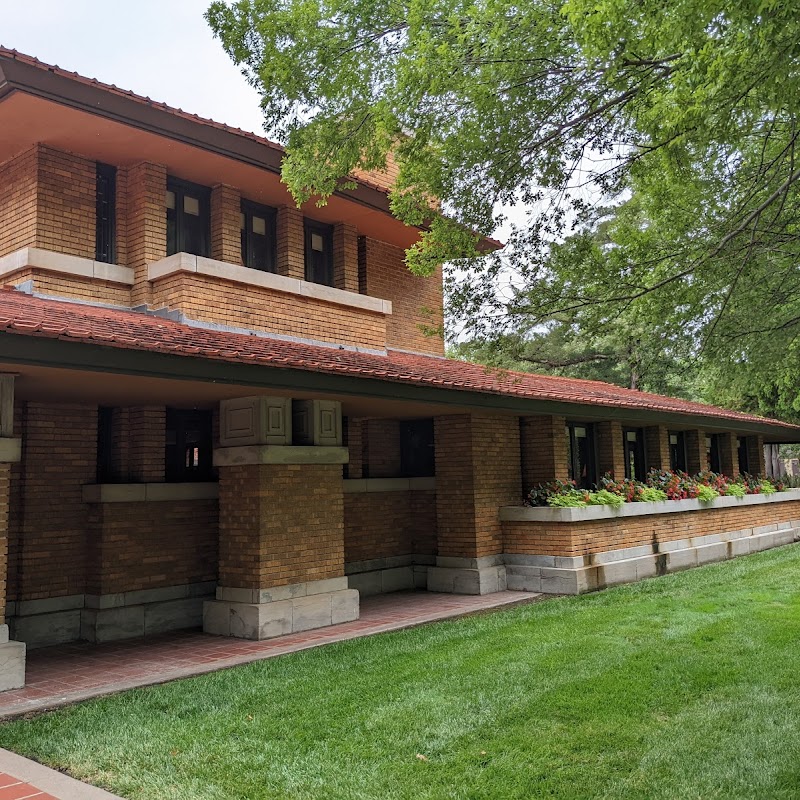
left=0, top=287, right=793, bottom=432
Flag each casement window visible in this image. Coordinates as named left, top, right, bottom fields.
left=165, top=408, right=214, bottom=482
left=95, top=163, right=117, bottom=264
left=166, top=178, right=210, bottom=257
left=400, top=419, right=435, bottom=478
left=706, top=434, right=721, bottom=473
left=668, top=430, right=687, bottom=472
left=241, top=200, right=277, bottom=272
left=96, top=406, right=117, bottom=483
left=623, top=427, right=647, bottom=481
left=737, top=436, right=749, bottom=475
left=304, top=220, right=334, bottom=286
left=566, top=423, right=597, bottom=489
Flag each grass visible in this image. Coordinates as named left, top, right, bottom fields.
left=3, top=547, right=800, bottom=799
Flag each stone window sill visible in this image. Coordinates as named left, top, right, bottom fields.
left=500, top=488, right=800, bottom=523
left=0, top=247, right=134, bottom=285
left=82, top=482, right=219, bottom=503
left=148, top=252, right=392, bottom=315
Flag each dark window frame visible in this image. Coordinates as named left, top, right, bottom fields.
left=96, top=406, right=117, bottom=483
left=707, top=434, right=722, bottom=473
left=304, top=219, right=334, bottom=286
left=166, top=177, right=211, bottom=257
left=737, top=436, right=750, bottom=475
left=95, top=163, right=117, bottom=264
left=668, top=430, right=687, bottom=472
left=623, top=427, right=647, bottom=481
left=566, top=422, right=597, bottom=489
left=165, top=408, right=214, bottom=483
left=399, top=419, right=435, bottom=478
left=241, top=199, right=277, bottom=272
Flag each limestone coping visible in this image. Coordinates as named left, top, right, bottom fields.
left=0, top=438, right=21, bottom=463
left=82, top=482, right=219, bottom=503
left=343, top=477, right=436, bottom=493
left=0, top=247, right=134, bottom=285
left=213, top=445, right=349, bottom=466
left=499, top=488, right=800, bottom=523
left=148, top=252, right=392, bottom=315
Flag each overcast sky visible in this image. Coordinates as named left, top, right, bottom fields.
left=2, top=0, right=267, bottom=136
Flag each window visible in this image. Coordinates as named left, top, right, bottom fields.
left=668, top=431, right=687, bottom=472
left=95, top=163, right=116, bottom=264
left=400, top=419, right=435, bottom=477
left=304, top=220, right=333, bottom=286
left=623, top=428, right=646, bottom=481
left=96, top=406, right=117, bottom=483
left=166, top=178, right=210, bottom=257
left=737, top=436, right=750, bottom=475
left=241, top=200, right=277, bottom=272
left=165, top=409, right=214, bottom=482
left=566, top=423, right=596, bottom=489
left=706, top=434, right=721, bottom=473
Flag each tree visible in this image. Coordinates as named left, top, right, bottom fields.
left=207, top=0, right=800, bottom=410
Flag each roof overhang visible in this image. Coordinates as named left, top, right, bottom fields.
left=1, top=332, right=796, bottom=441
left=0, top=51, right=436, bottom=251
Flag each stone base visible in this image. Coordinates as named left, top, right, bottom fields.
left=426, top=556, right=507, bottom=595
left=204, top=577, right=359, bottom=640
left=346, top=555, right=433, bottom=596
left=506, top=524, right=800, bottom=595
left=0, top=624, right=26, bottom=691
left=8, top=582, right=216, bottom=647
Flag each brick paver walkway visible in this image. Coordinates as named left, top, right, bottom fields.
left=0, top=590, right=541, bottom=720
left=0, top=771, right=57, bottom=799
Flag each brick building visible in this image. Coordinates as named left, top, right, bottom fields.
left=0, top=49, right=798, bottom=691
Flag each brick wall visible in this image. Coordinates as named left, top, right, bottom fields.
left=35, top=146, right=95, bottom=259
left=596, top=421, right=624, bottom=476
left=520, top=415, right=568, bottom=490
left=717, top=432, right=738, bottom=478
left=218, top=463, right=345, bottom=589
left=435, top=414, right=521, bottom=559
left=86, top=500, right=218, bottom=595
left=7, top=269, right=131, bottom=306
left=0, top=463, right=10, bottom=625
left=125, top=161, right=167, bottom=306
left=344, top=490, right=436, bottom=563
left=645, top=426, right=670, bottom=471
left=276, top=206, right=304, bottom=279
left=151, top=272, right=387, bottom=350
left=0, top=147, right=37, bottom=258
left=685, top=429, right=706, bottom=474
left=503, top=499, right=800, bottom=558
left=746, top=435, right=766, bottom=475
left=211, top=184, right=242, bottom=266
left=12, top=403, right=96, bottom=601
left=333, top=223, right=359, bottom=292
left=359, top=237, right=444, bottom=355
left=363, top=419, right=401, bottom=478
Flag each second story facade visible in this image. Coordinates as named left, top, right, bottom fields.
left=0, top=49, right=444, bottom=357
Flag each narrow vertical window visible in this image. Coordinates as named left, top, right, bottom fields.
left=165, top=409, right=214, bottom=482
left=96, top=406, right=116, bottom=483
left=95, top=163, right=116, bottom=264
left=623, top=428, right=646, bottom=481
left=400, top=419, right=435, bottom=477
left=165, top=178, right=210, bottom=257
left=707, top=434, right=721, bottom=473
left=566, top=423, right=597, bottom=489
left=241, top=200, right=277, bottom=271
left=737, top=436, right=750, bottom=475
left=304, top=220, right=333, bottom=286
left=668, top=431, right=687, bottom=472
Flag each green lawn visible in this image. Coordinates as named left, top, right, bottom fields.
left=4, top=547, right=800, bottom=800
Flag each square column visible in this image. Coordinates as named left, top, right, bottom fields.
left=716, top=432, right=738, bottom=478
left=428, top=414, right=521, bottom=594
left=520, top=415, right=568, bottom=490
left=206, top=401, right=357, bottom=639
left=596, top=421, right=625, bottom=477
left=685, top=430, right=706, bottom=474
left=0, top=376, right=25, bottom=690
left=644, top=426, right=670, bottom=472
left=746, top=435, right=766, bottom=475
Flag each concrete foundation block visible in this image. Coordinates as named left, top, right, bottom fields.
left=81, top=607, right=145, bottom=643
left=505, top=565, right=542, bottom=592
left=331, top=589, right=360, bottom=624
left=292, top=593, right=333, bottom=633
left=728, top=537, right=751, bottom=557
left=694, top=542, right=728, bottom=565
left=635, top=555, right=659, bottom=580
left=144, top=598, right=204, bottom=635
left=427, top=565, right=507, bottom=595
left=0, top=639, right=26, bottom=691
left=11, top=610, right=82, bottom=649
left=347, top=571, right=382, bottom=596
left=380, top=567, right=415, bottom=593
left=203, top=599, right=232, bottom=636
left=598, top=558, right=640, bottom=587
left=666, top=548, right=698, bottom=571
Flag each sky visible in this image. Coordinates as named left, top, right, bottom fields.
left=2, top=0, right=268, bottom=136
